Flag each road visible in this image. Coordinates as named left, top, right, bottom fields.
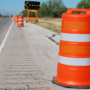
left=0, top=19, right=88, bottom=90
left=0, top=17, right=12, bottom=45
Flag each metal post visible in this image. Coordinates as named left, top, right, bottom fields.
left=3, top=9, right=4, bottom=16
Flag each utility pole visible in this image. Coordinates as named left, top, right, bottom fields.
left=3, top=9, right=4, bottom=16
left=0, top=7, right=1, bottom=16
left=0, top=9, right=1, bottom=17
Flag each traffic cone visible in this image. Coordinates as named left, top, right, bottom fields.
left=52, top=8, right=90, bottom=89
left=18, top=15, right=24, bottom=27
left=15, top=16, right=18, bottom=23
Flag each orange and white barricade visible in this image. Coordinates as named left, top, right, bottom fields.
left=18, top=15, right=24, bottom=27
left=52, top=8, right=90, bottom=89
left=15, top=16, right=18, bottom=23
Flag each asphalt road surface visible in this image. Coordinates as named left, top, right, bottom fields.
left=0, top=17, right=12, bottom=45
left=0, top=19, right=88, bottom=90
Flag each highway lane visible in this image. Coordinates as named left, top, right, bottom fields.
left=0, top=20, right=87, bottom=90
left=0, top=20, right=60, bottom=90
left=0, top=17, right=12, bottom=45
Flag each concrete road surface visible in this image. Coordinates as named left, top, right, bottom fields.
left=0, top=19, right=88, bottom=90
left=0, top=17, right=12, bottom=45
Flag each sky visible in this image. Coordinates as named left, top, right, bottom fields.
left=0, top=0, right=81, bottom=16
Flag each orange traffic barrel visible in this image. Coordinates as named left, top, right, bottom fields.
left=13, top=15, right=15, bottom=21
left=52, top=8, right=90, bottom=89
left=18, top=16, right=24, bottom=27
left=15, top=16, right=18, bottom=23
left=14, top=16, right=15, bottom=21
left=13, top=15, right=16, bottom=21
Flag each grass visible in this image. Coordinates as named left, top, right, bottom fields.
left=54, top=29, right=60, bottom=33
left=30, top=21, right=38, bottom=24
left=48, top=26, right=52, bottom=29
left=29, top=19, right=61, bottom=33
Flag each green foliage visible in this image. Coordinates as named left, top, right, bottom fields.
left=21, top=0, right=67, bottom=18
left=21, top=10, right=27, bottom=17
left=77, top=0, right=90, bottom=9
left=29, top=12, right=36, bottom=17
left=38, top=0, right=67, bottom=18
left=0, top=14, right=2, bottom=17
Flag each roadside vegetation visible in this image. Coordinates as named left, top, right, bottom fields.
left=77, top=0, right=90, bottom=8
left=29, top=18, right=61, bottom=33
left=22, top=0, right=90, bottom=33
left=30, top=21, right=60, bottom=33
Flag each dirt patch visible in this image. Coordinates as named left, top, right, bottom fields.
left=39, top=18, right=62, bottom=26
left=30, top=18, right=62, bottom=33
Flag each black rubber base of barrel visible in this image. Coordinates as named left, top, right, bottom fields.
left=52, top=77, right=90, bottom=89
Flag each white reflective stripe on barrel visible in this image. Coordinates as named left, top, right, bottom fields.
left=59, top=56, right=90, bottom=66
left=18, top=19, right=23, bottom=20
left=18, top=22, right=23, bottom=23
left=60, top=33, right=90, bottom=42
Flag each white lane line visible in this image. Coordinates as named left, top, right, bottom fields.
left=0, top=20, right=14, bottom=53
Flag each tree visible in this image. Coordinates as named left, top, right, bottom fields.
left=38, top=0, right=67, bottom=18
left=21, top=10, right=27, bottom=17
left=38, top=2, right=49, bottom=17
left=87, top=0, right=90, bottom=2
left=77, top=0, right=90, bottom=9
left=0, top=14, right=2, bottom=17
